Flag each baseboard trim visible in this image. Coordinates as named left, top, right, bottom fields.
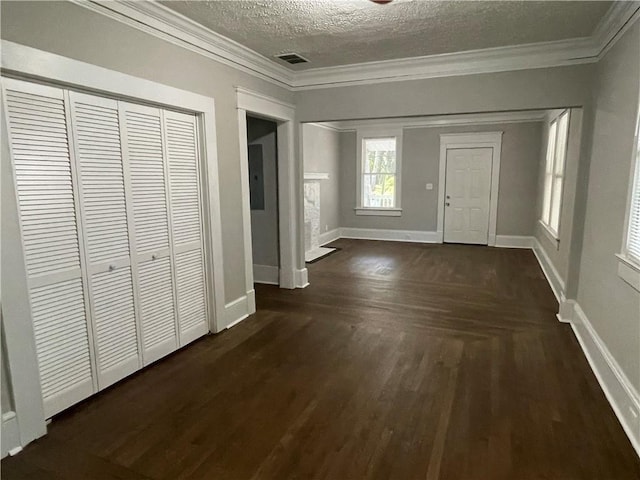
left=1, top=412, right=21, bottom=458
left=295, top=268, right=309, bottom=288
left=223, top=294, right=252, bottom=329
left=319, top=227, right=341, bottom=246
left=339, top=227, right=439, bottom=243
left=568, top=302, right=640, bottom=457
left=494, top=235, right=534, bottom=249
left=253, top=264, right=279, bottom=285
left=532, top=238, right=565, bottom=303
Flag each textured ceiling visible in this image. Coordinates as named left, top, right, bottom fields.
left=160, top=0, right=613, bottom=70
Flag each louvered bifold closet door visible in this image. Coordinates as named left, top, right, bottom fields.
left=68, top=91, right=141, bottom=390
left=163, top=110, right=208, bottom=345
left=120, top=102, right=178, bottom=365
left=3, top=78, right=96, bottom=417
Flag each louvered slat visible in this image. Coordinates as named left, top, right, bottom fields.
left=91, top=266, right=139, bottom=387
left=122, top=105, right=170, bottom=254
left=628, top=146, right=640, bottom=262
left=175, top=249, right=207, bottom=338
left=138, top=257, right=177, bottom=363
left=165, top=114, right=202, bottom=246
left=71, top=94, right=130, bottom=265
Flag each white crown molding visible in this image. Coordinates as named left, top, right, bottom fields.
left=324, top=110, right=547, bottom=132
left=74, top=0, right=293, bottom=88
left=292, top=37, right=598, bottom=90
left=71, top=0, right=640, bottom=91
left=593, top=1, right=640, bottom=58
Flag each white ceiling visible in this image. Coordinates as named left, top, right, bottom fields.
left=160, top=0, right=613, bottom=70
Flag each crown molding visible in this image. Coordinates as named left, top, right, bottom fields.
left=324, top=110, right=548, bottom=132
left=71, top=0, right=639, bottom=92
left=73, top=0, right=293, bottom=88
left=593, top=1, right=640, bottom=58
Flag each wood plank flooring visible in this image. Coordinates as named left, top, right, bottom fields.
left=3, top=239, right=639, bottom=479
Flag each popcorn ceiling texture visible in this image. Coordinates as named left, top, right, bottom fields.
left=160, top=0, right=612, bottom=69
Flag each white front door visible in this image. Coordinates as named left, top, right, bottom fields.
left=444, top=148, right=493, bottom=245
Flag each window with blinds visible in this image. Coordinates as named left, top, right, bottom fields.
left=3, top=77, right=209, bottom=417
left=541, top=110, right=570, bottom=238
left=624, top=106, right=640, bottom=265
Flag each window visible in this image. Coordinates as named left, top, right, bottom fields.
left=356, top=129, right=402, bottom=216
left=541, top=110, right=570, bottom=238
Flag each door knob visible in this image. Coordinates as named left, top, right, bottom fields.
left=446, top=195, right=450, bottom=199
left=445, top=202, right=450, bottom=207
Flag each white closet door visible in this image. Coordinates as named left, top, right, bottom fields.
left=163, top=110, right=208, bottom=345
left=120, top=102, right=178, bottom=365
left=69, top=91, right=141, bottom=389
left=3, top=78, right=96, bottom=417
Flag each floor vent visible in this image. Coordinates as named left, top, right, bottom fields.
left=275, top=53, right=309, bottom=65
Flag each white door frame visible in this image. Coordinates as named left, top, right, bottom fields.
left=438, top=132, right=503, bottom=246
left=1, top=40, right=227, bottom=453
left=236, top=87, right=305, bottom=312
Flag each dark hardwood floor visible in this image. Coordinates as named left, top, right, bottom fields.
left=3, top=239, right=639, bottom=479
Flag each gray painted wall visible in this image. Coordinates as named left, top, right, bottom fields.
left=576, top=21, right=640, bottom=391
left=0, top=0, right=294, bottom=305
left=247, top=117, right=279, bottom=269
left=302, top=124, right=341, bottom=234
left=339, top=122, right=542, bottom=236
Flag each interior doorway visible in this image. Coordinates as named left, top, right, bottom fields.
left=443, top=147, right=493, bottom=244
left=246, top=116, right=280, bottom=285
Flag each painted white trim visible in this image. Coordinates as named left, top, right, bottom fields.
left=305, top=122, right=343, bottom=132
left=538, top=219, right=561, bottom=250
left=355, top=208, right=402, bottom=217
left=557, top=298, right=575, bottom=324
left=1, top=412, right=21, bottom=459
left=616, top=254, right=640, bottom=292
left=569, top=302, right=640, bottom=457
left=494, top=235, right=534, bottom=249
left=237, top=87, right=300, bottom=290
left=332, top=111, right=547, bottom=132
left=304, top=172, right=330, bottom=181
left=295, top=268, right=309, bottom=288
left=319, top=228, right=341, bottom=246
left=339, top=227, right=439, bottom=244
left=72, top=0, right=293, bottom=88
left=70, top=1, right=639, bottom=91
left=224, top=294, right=252, bottom=329
left=438, top=132, right=503, bottom=246
left=356, top=127, right=403, bottom=211
left=253, top=264, right=279, bottom=285
left=532, top=238, right=566, bottom=303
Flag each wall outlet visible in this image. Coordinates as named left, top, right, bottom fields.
left=426, top=183, right=433, bottom=190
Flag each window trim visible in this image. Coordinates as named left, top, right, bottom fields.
left=618, top=94, right=640, bottom=291
left=540, top=109, right=570, bottom=240
left=356, top=127, right=403, bottom=216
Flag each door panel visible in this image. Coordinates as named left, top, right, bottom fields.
left=444, top=148, right=492, bottom=245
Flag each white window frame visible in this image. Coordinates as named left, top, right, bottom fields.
left=540, top=109, right=570, bottom=242
left=617, top=96, right=640, bottom=292
left=355, top=128, right=403, bottom=216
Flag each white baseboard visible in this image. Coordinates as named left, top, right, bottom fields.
left=1, top=412, right=21, bottom=458
left=494, top=235, right=534, bottom=249
left=253, top=264, right=279, bottom=285
left=295, top=268, right=309, bottom=288
left=339, top=227, right=439, bottom=243
left=532, top=237, right=565, bottom=303
left=319, top=227, right=341, bottom=246
left=223, top=294, right=252, bottom=329
left=567, top=302, right=640, bottom=457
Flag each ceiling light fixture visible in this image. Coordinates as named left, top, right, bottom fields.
left=370, top=0, right=393, bottom=4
